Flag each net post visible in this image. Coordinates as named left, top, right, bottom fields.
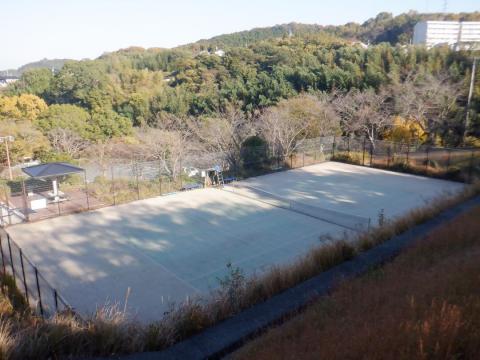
left=7, top=234, right=15, bottom=286
left=34, top=266, right=44, bottom=317
left=19, top=248, right=29, bottom=306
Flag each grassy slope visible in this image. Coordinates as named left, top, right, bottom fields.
left=232, top=206, right=480, bottom=359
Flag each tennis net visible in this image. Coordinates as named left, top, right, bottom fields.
left=222, top=183, right=371, bottom=232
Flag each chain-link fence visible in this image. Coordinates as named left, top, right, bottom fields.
left=0, top=228, right=73, bottom=318
left=1, top=137, right=479, bottom=227
left=332, top=136, right=480, bottom=183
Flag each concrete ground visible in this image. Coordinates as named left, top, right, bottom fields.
left=241, top=162, right=464, bottom=220
left=6, top=162, right=464, bottom=322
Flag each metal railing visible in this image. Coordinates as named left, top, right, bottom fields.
left=0, top=228, right=74, bottom=318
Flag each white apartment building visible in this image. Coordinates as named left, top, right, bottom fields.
left=413, top=21, right=480, bottom=50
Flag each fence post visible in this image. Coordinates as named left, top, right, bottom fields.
left=446, top=148, right=451, bottom=172
left=406, top=141, right=410, bottom=164
left=57, top=194, right=61, bottom=216
left=111, top=165, right=116, bottom=206
left=0, top=235, right=5, bottom=275
left=54, top=289, right=59, bottom=312
left=7, top=235, right=15, bottom=285
left=21, top=180, right=29, bottom=222
left=362, top=137, right=366, bottom=166
left=347, top=137, right=350, bottom=155
left=83, top=170, right=90, bottom=210
left=332, top=136, right=336, bottom=159
left=3, top=187, right=11, bottom=226
left=387, top=146, right=391, bottom=167
left=19, top=249, right=29, bottom=306
left=135, top=162, right=140, bottom=200
left=468, top=150, right=474, bottom=183
left=370, top=142, right=374, bottom=166
left=425, top=147, right=430, bottom=174
left=302, top=152, right=305, bottom=167
left=290, top=154, right=293, bottom=168
left=34, top=267, right=44, bottom=317
left=158, top=160, right=163, bottom=195
left=179, top=159, right=183, bottom=190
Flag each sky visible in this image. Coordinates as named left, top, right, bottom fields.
left=2, top=0, right=479, bottom=69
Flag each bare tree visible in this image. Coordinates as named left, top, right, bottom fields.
left=48, top=128, right=89, bottom=158
left=333, top=88, right=392, bottom=147
left=259, top=94, right=339, bottom=158
left=82, top=139, right=122, bottom=178
left=135, top=126, right=190, bottom=179
left=392, top=73, right=461, bottom=143
left=188, top=105, right=255, bottom=168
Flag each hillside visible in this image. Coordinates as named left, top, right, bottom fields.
left=187, top=11, right=480, bottom=50
left=0, top=58, right=70, bottom=77
left=233, top=204, right=480, bottom=359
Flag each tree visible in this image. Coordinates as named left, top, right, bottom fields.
left=7, top=68, right=53, bottom=97
left=333, top=88, right=392, bottom=147
left=50, top=60, right=113, bottom=111
left=384, top=116, right=427, bottom=144
left=47, top=128, right=89, bottom=158
left=135, top=126, right=190, bottom=179
left=392, top=74, right=462, bottom=144
left=189, top=105, right=255, bottom=168
left=0, top=94, right=48, bottom=121
left=35, top=104, right=91, bottom=138
left=0, top=120, right=50, bottom=164
left=259, top=94, right=339, bottom=157
left=89, top=109, right=133, bottom=140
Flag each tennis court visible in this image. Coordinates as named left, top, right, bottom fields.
left=6, top=162, right=464, bottom=322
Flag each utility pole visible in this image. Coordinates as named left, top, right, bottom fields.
left=0, top=136, right=15, bottom=180
left=464, top=57, right=477, bottom=144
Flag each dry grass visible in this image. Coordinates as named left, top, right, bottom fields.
left=231, top=205, right=480, bottom=360
left=0, top=183, right=478, bottom=359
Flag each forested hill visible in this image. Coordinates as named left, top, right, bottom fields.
left=0, top=59, right=70, bottom=77
left=1, top=10, right=479, bottom=167
left=187, top=11, right=480, bottom=50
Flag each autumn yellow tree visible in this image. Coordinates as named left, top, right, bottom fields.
left=385, top=116, right=427, bottom=143
left=0, top=94, right=48, bottom=121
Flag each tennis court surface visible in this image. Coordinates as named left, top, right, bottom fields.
left=6, top=162, right=464, bottom=321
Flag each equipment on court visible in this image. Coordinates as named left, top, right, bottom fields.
left=222, top=183, right=371, bottom=232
